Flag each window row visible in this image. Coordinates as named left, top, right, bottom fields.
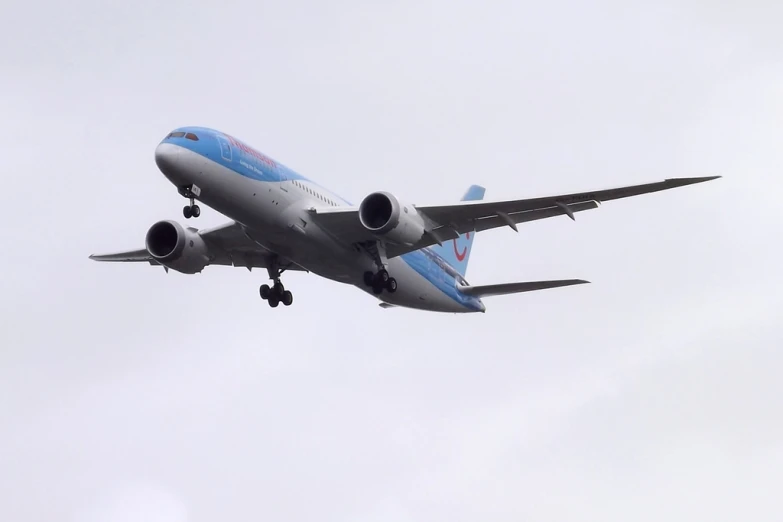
left=292, top=180, right=338, bottom=206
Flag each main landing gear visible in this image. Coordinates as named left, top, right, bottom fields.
left=360, top=242, right=397, bottom=295
left=260, top=261, right=293, bottom=307
left=179, top=185, right=201, bottom=219
left=364, top=269, right=397, bottom=295
left=259, top=282, right=293, bottom=307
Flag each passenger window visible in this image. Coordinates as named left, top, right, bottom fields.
left=185, top=133, right=199, bottom=141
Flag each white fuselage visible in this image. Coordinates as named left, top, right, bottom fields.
left=155, top=141, right=484, bottom=313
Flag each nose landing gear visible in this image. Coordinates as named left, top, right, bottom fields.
left=183, top=204, right=200, bottom=219
left=178, top=184, right=201, bottom=219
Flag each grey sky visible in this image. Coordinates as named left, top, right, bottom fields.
left=1, top=1, right=781, bottom=521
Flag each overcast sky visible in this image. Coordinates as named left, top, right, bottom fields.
left=1, top=1, right=781, bottom=521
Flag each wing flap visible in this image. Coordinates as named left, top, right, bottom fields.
left=473, top=200, right=600, bottom=232
left=383, top=200, right=599, bottom=257
left=459, top=279, right=590, bottom=297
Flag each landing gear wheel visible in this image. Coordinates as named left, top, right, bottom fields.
left=363, top=271, right=374, bottom=287
left=183, top=204, right=200, bottom=219
left=281, top=290, right=293, bottom=306
left=268, top=297, right=280, bottom=307
left=366, top=269, right=394, bottom=294
left=259, top=284, right=271, bottom=299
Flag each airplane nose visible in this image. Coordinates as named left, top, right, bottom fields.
left=154, top=142, right=181, bottom=174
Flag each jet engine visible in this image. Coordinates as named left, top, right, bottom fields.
left=358, top=191, right=427, bottom=245
left=145, top=220, right=210, bottom=274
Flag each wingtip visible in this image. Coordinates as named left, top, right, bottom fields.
left=667, top=175, right=722, bottom=185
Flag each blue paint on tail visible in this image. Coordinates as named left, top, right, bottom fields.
left=429, top=185, right=485, bottom=277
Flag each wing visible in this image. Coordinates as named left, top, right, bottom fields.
left=310, top=176, right=721, bottom=258
left=89, top=221, right=306, bottom=272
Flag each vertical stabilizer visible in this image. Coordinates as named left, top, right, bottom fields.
left=430, top=184, right=485, bottom=277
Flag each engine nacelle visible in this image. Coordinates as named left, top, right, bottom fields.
left=358, top=191, right=427, bottom=245
left=145, top=220, right=210, bottom=274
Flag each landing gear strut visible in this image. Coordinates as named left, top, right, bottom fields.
left=179, top=185, right=201, bottom=219
left=359, top=241, right=397, bottom=295
left=260, top=261, right=293, bottom=307
left=364, top=269, right=397, bottom=294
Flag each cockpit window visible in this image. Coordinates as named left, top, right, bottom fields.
left=168, top=131, right=186, bottom=138
left=185, top=133, right=199, bottom=141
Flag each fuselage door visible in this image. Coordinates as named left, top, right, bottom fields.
left=276, top=166, right=289, bottom=192
left=217, top=136, right=232, bottom=162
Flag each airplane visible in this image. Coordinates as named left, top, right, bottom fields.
left=90, top=126, right=720, bottom=313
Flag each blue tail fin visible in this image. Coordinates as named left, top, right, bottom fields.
left=430, top=184, right=485, bottom=277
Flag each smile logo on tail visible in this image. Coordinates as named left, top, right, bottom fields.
left=452, top=232, right=471, bottom=261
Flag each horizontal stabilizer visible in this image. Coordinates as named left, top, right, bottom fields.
left=89, top=249, right=155, bottom=263
left=459, top=279, right=589, bottom=298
